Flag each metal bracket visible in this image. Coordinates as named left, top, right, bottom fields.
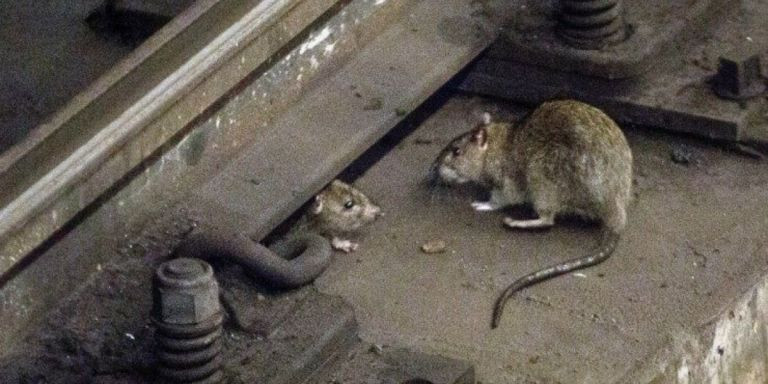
left=457, top=0, right=768, bottom=146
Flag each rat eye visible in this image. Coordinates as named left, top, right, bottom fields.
left=344, top=200, right=355, bottom=209
left=451, top=147, right=462, bottom=157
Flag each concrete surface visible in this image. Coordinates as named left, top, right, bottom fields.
left=315, top=95, right=768, bottom=383
left=623, top=270, right=768, bottom=384
left=0, top=211, right=472, bottom=383
left=314, top=344, right=475, bottom=384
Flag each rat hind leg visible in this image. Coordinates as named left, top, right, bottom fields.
left=503, top=187, right=558, bottom=229
left=599, top=195, right=628, bottom=234
left=502, top=214, right=555, bottom=229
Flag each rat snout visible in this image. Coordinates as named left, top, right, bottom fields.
left=365, top=203, right=383, bottom=220
left=436, top=164, right=467, bottom=184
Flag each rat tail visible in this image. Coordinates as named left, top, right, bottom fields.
left=491, top=230, right=620, bottom=329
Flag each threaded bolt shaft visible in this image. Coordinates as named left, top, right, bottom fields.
left=153, top=258, right=223, bottom=384
left=558, top=0, right=628, bottom=49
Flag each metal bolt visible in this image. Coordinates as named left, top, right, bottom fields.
left=712, top=53, right=766, bottom=100
left=153, top=258, right=223, bottom=384
left=153, top=258, right=220, bottom=325
left=557, top=0, right=628, bottom=49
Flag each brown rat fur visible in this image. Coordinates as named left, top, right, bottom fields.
left=431, top=100, right=633, bottom=328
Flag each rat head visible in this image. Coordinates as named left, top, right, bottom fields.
left=429, top=113, right=492, bottom=186
left=309, top=180, right=382, bottom=234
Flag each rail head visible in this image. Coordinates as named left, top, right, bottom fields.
left=0, top=0, right=339, bottom=277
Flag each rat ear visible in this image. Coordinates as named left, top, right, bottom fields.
left=471, top=127, right=488, bottom=148
left=310, top=195, right=324, bottom=214
left=331, top=179, right=344, bottom=188
left=482, top=112, right=492, bottom=125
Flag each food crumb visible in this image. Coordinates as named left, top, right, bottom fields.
left=421, top=239, right=447, bottom=254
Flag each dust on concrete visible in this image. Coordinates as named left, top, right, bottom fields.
left=2, top=85, right=767, bottom=383
left=0, top=258, right=158, bottom=384
left=0, top=212, right=195, bottom=383
left=0, top=211, right=312, bottom=384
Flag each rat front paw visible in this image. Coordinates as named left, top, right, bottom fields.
left=471, top=201, right=501, bottom=212
left=332, top=237, right=359, bottom=253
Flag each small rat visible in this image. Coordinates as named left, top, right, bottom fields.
left=176, top=179, right=380, bottom=290
left=298, top=179, right=382, bottom=253
left=430, top=100, right=632, bottom=329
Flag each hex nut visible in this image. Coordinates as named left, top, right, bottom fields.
left=152, top=258, right=221, bottom=325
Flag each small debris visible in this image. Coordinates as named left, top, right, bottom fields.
left=688, top=242, right=708, bottom=268
left=528, top=355, right=540, bottom=364
left=573, top=273, right=587, bottom=278
left=124, top=333, right=135, bottom=341
left=413, top=138, right=434, bottom=145
left=248, top=178, right=261, bottom=186
left=524, top=295, right=553, bottom=307
left=421, top=239, right=447, bottom=254
left=691, top=56, right=714, bottom=71
left=461, top=281, right=479, bottom=290
left=670, top=144, right=696, bottom=165
left=716, top=346, right=725, bottom=356
left=395, top=108, right=408, bottom=117
left=256, top=293, right=266, bottom=302
left=368, top=344, right=384, bottom=355
left=724, top=142, right=765, bottom=160
left=363, top=97, right=383, bottom=111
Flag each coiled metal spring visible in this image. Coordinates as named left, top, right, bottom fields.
left=153, top=258, right=223, bottom=384
left=558, top=0, right=627, bottom=49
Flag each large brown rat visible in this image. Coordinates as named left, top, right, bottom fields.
left=298, top=179, right=382, bottom=253
left=430, top=99, right=633, bottom=329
